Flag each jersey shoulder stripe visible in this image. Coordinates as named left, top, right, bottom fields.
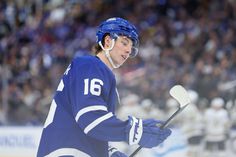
left=75, top=105, right=108, bottom=122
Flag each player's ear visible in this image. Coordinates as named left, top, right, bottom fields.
left=104, top=35, right=112, bottom=49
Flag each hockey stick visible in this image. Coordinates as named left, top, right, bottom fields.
left=129, top=85, right=191, bottom=157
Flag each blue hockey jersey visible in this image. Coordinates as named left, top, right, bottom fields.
left=37, top=55, right=129, bottom=157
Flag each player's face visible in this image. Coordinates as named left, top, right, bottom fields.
left=110, top=35, right=133, bottom=66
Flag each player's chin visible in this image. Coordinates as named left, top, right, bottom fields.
left=119, top=59, right=126, bottom=65
left=115, top=61, right=125, bottom=67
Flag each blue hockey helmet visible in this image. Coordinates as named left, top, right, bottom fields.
left=96, top=17, right=139, bottom=57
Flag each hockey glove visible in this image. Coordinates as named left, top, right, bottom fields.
left=126, top=116, right=171, bottom=148
left=109, top=146, right=127, bottom=157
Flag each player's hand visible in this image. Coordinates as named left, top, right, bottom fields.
left=140, top=119, right=171, bottom=148
left=126, top=116, right=172, bottom=148
left=109, top=147, right=127, bottom=157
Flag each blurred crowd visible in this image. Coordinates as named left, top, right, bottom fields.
left=0, top=0, right=236, bottom=131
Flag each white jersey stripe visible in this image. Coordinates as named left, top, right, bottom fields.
left=45, top=148, right=90, bottom=157
left=44, top=100, right=57, bottom=128
left=84, top=112, right=113, bottom=134
left=75, top=105, right=107, bottom=122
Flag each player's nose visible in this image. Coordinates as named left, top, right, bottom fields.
left=125, top=46, right=132, bottom=55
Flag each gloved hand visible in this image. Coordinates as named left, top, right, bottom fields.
left=140, top=119, right=171, bottom=148
left=109, top=146, right=127, bottom=157
left=126, top=116, right=172, bottom=148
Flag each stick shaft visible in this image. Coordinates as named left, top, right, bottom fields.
left=160, top=107, right=183, bottom=129
left=129, top=146, right=142, bottom=157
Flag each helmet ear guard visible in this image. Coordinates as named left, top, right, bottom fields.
left=96, top=17, right=139, bottom=58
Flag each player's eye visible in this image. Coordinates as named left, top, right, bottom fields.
left=120, top=37, right=131, bottom=47
left=121, top=40, right=128, bottom=46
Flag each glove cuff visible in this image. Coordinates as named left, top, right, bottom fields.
left=127, top=116, right=143, bottom=145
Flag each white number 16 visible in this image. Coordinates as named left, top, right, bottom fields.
left=84, top=78, right=104, bottom=96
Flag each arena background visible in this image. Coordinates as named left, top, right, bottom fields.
left=0, top=0, right=236, bottom=157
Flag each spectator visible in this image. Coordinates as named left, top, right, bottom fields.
left=203, top=97, right=230, bottom=157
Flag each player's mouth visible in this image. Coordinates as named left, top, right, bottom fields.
left=121, top=55, right=127, bottom=60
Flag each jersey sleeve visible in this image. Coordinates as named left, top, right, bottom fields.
left=67, top=57, right=128, bottom=142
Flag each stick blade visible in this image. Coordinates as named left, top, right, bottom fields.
left=169, top=85, right=191, bottom=107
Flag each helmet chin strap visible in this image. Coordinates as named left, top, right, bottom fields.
left=98, top=39, right=121, bottom=69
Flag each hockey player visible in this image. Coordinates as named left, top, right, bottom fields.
left=203, top=97, right=230, bottom=157
left=37, top=17, right=171, bottom=157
